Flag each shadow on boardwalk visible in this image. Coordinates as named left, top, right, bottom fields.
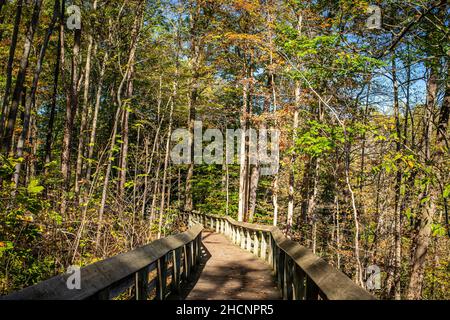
left=169, top=231, right=280, bottom=300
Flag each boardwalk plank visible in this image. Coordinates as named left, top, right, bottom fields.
left=186, top=231, right=280, bottom=300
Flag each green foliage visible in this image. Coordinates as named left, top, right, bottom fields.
left=27, top=179, right=44, bottom=195
left=443, top=185, right=450, bottom=199
left=295, top=120, right=344, bottom=157
left=0, top=174, right=57, bottom=294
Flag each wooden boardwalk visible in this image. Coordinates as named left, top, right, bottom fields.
left=5, top=213, right=375, bottom=300
left=185, top=231, right=281, bottom=300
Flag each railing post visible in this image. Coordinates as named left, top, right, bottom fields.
left=216, top=219, right=220, bottom=233
left=135, top=265, right=150, bottom=300
left=293, top=265, right=306, bottom=300
left=277, top=250, right=285, bottom=299
left=268, top=234, right=274, bottom=267
left=196, top=233, right=202, bottom=265
left=190, top=240, right=195, bottom=271
left=283, top=256, right=293, bottom=300
left=240, top=228, right=246, bottom=249
left=261, top=232, right=267, bottom=261
left=253, top=231, right=259, bottom=256
left=236, top=227, right=240, bottom=245
left=171, top=248, right=182, bottom=294
left=305, top=276, right=320, bottom=300
left=156, top=254, right=168, bottom=300
left=246, top=230, right=252, bottom=251
left=183, top=243, right=192, bottom=280
left=192, top=238, right=198, bottom=271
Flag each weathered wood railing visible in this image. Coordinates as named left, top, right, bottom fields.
left=3, top=224, right=203, bottom=300
left=188, top=212, right=375, bottom=300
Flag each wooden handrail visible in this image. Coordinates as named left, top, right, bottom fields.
left=3, top=224, right=203, bottom=300
left=188, top=212, right=376, bottom=300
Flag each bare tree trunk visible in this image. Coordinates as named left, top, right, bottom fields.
left=287, top=84, right=300, bottom=233
left=2, top=0, right=42, bottom=155
left=117, top=7, right=143, bottom=201
left=141, top=118, right=162, bottom=218
left=132, top=126, right=141, bottom=217
left=75, top=0, right=98, bottom=197
left=118, top=69, right=132, bottom=200
left=159, top=29, right=180, bottom=235
left=407, top=67, right=438, bottom=299
left=309, top=158, right=319, bottom=252
left=238, top=79, right=249, bottom=222
left=184, top=92, right=195, bottom=213
left=158, top=105, right=174, bottom=239
left=225, top=162, right=229, bottom=215
left=390, top=55, right=403, bottom=299
left=150, top=157, right=162, bottom=223
left=45, top=0, right=63, bottom=168
left=436, top=63, right=450, bottom=154
left=0, top=0, right=23, bottom=137
left=248, top=162, right=259, bottom=222
left=60, top=22, right=81, bottom=215
left=334, top=192, right=341, bottom=269
left=184, top=7, right=201, bottom=213
left=14, top=0, right=59, bottom=188
left=345, top=141, right=363, bottom=286
left=86, top=49, right=108, bottom=182
left=95, top=105, right=121, bottom=251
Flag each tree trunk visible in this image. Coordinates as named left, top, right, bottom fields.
left=248, top=162, right=259, bottom=222
left=2, top=0, right=42, bottom=155
left=158, top=105, right=174, bottom=239
left=14, top=0, right=59, bottom=188
left=86, top=49, right=108, bottom=182
left=150, top=157, right=162, bottom=223
left=345, top=141, right=363, bottom=286
left=238, top=79, right=249, bottom=222
left=96, top=105, right=122, bottom=251
left=391, top=55, right=403, bottom=300
left=287, top=84, right=300, bottom=234
left=75, top=0, right=97, bottom=197
left=436, top=63, right=450, bottom=154
left=158, top=31, right=178, bottom=236
left=60, top=22, right=81, bottom=215
left=45, top=0, right=64, bottom=168
left=407, top=66, right=438, bottom=299
left=0, top=0, right=23, bottom=137
left=184, top=92, right=195, bottom=213
left=184, top=6, right=202, bottom=213
left=117, top=6, right=143, bottom=201
left=141, top=117, right=162, bottom=218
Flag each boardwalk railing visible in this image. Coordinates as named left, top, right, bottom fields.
left=188, top=212, right=375, bottom=300
left=3, top=224, right=203, bottom=300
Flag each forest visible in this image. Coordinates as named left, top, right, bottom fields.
left=0, top=0, right=448, bottom=300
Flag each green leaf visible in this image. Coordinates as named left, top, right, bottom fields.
left=420, top=196, right=430, bottom=205
left=443, top=184, right=450, bottom=198
left=27, top=179, right=44, bottom=194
